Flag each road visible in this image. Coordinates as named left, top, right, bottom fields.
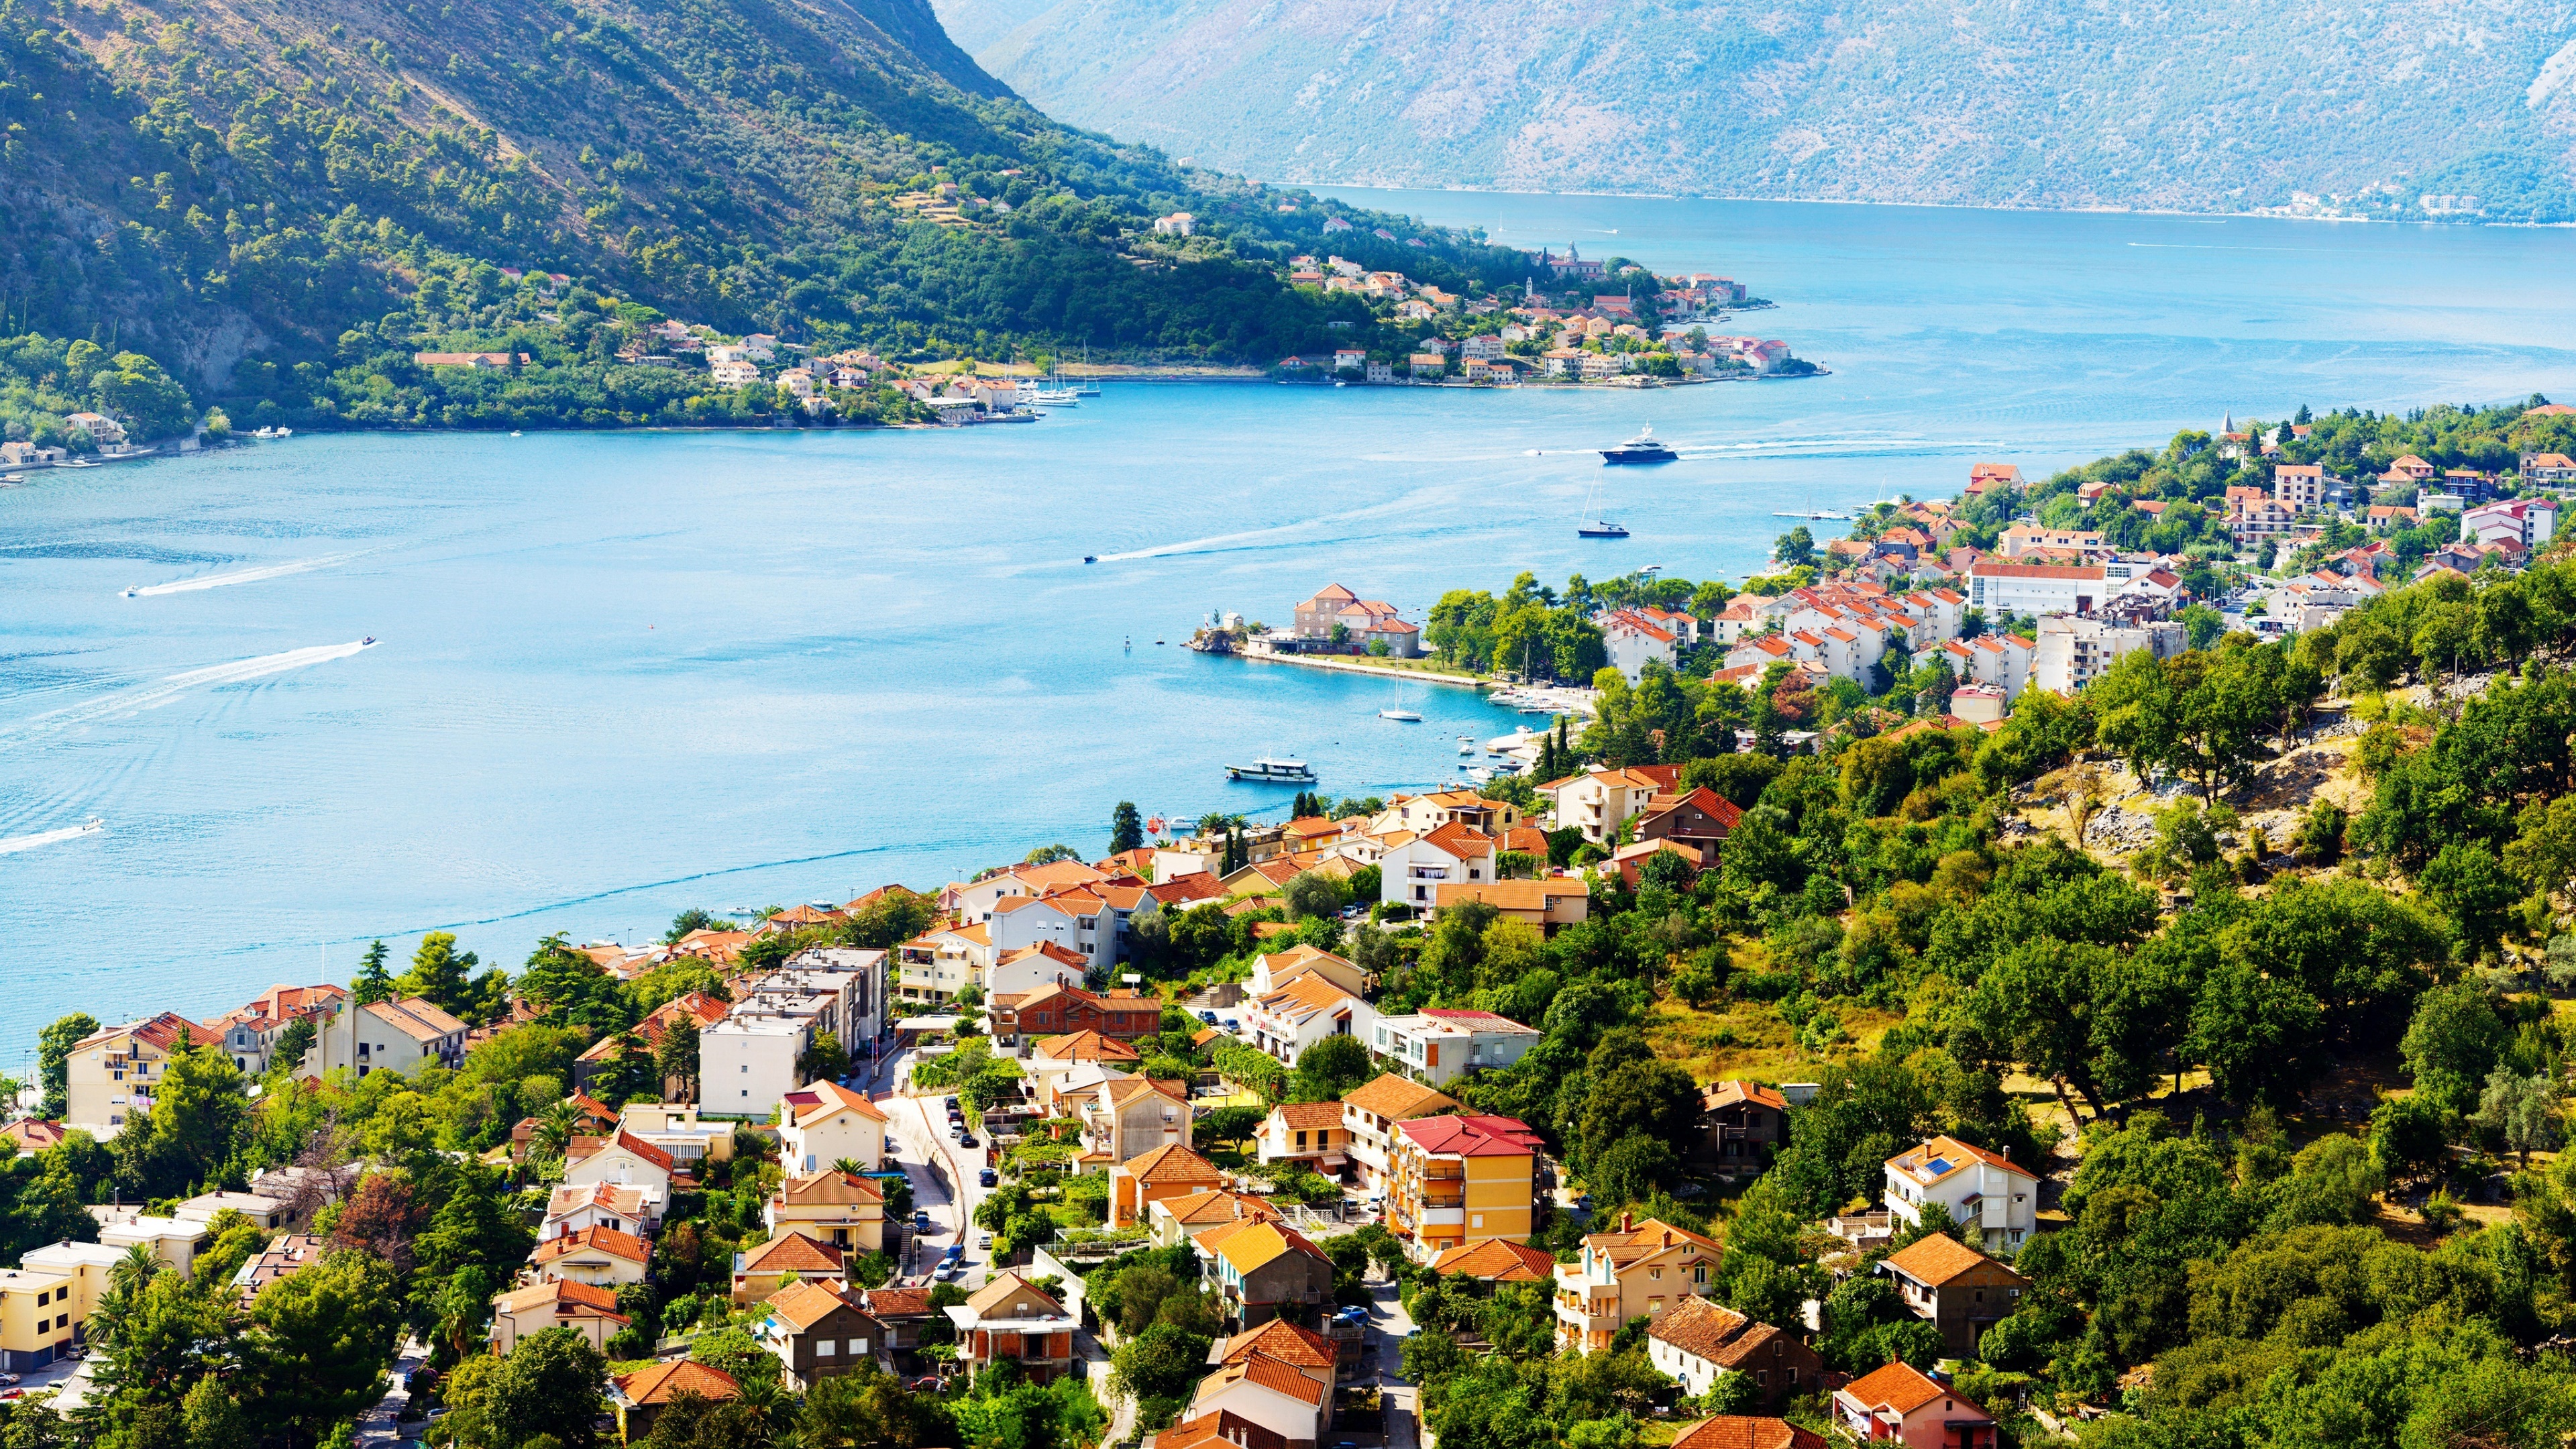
left=862, top=1042, right=995, bottom=1287
left=1368, top=1277, right=1420, bottom=1449
left=355, top=1336, right=428, bottom=1446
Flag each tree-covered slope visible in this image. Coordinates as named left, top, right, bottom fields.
left=933, top=0, right=2576, bottom=221
left=0, top=0, right=1517, bottom=411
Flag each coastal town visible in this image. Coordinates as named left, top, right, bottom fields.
left=6, top=397, right=2576, bottom=1449
left=1269, top=246, right=1809, bottom=387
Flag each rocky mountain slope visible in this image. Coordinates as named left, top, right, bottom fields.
left=0, top=0, right=1497, bottom=395
left=932, top=0, right=2576, bottom=221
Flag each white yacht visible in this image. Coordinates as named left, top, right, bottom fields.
left=1378, top=708, right=1424, bottom=722
left=1226, top=757, right=1316, bottom=782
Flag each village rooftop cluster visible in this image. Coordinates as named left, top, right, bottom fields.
left=1274, top=246, right=1803, bottom=386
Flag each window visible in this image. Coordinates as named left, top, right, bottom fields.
left=741, top=1064, right=749, bottom=1073
left=1471, top=1214, right=1484, bottom=1229
left=816, top=1340, right=837, bottom=1356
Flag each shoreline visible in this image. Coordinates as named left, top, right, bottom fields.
left=1299, top=181, right=2576, bottom=229
left=1231, top=649, right=1493, bottom=688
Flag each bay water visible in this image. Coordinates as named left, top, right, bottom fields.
left=3, top=198, right=2573, bottom=1063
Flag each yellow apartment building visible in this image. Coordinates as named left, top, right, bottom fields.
left=1388, top=1113, right=1544, bottom=1263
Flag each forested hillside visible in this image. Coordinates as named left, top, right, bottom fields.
left=0, top=0, right=1523, bottom=429
left=933, top=0, right=2576, bottom=221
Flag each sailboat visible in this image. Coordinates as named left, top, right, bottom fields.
left=1576, top=470, right=1629, bottom=539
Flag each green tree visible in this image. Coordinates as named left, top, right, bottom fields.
left=396, top=932, right=479, bottom=1016
left=112, top=1035, right=248, bottom=1199
left=2420, top=841, right=2522, bottom=960
left=655, top=1018, right=702, bottom=1104
left=247, top=1250, right=402, bottom=1448
left=486, top=1327, right=611, bottom=1449
left=2400, top=981, right=2506, bottom=1118
left=1289, top=1034, right=1371, bottom=1102
left=1110, top=802, right=1146, bottom=855
left=2471, top=1069, right=2563, bottom=1168
left=352, top=940, right=394, bottom=1006
left=1774, top=526, right=1815, bottom=568
left=37, top=1012, right=98, bottom=1119
left=179, top=1375, right=254, bottom=1449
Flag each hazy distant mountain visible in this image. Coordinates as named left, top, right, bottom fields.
left=932, top=0, right=2576, bottom=221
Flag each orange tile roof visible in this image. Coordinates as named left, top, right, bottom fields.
left=790, top=1081, right=891, bottom=1128
left=1669, top=1418, right=1827, bottom=1449
left=964, top=1271, right=1064, bottom=1319
left=533, top=1224, right=652, bottom=1267
left=1429, top=1238, right=1556, bottom=1281
left=1032, top=1030, right=1140, bottom=1062
left=739, top=1232, right=845, bottom=1275
left=1702, top=1079, right=1787, bottom=1112
left=1343, top=1073, right=1456, bottom=1120
left=615, top=1359, right=742, bottom=1405
left=1271, top=1101, right=1343, bottom=1130
left=1226, top=1350, right=1329, bottom=1405
left=1119, top=1144, right=1222, bottom=1185
left=764, top=1278, right=860, bottom=1330
left=1839, top=1361, right=1977, bottom=1418
left=1216, top=1318, right=1336, bottom=1369
left=1879, top=1232, right=2010, bottom=1288
left=1885, top=1135, right=2033, bottom=1187
left=1645, top=1294, right=1752, bottom=1358
left=494, top=1277, right=627, bottom=1319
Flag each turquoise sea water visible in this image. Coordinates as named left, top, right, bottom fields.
left=4, top=198, right=2575, bottom=1062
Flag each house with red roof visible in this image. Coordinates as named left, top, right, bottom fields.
left=1633, top=787, right=1741, bottom=860
left=1699, top=1079, right=1789, bottom=1165
left=1374, top=821, right=1499, bottom=910
left=1878, top=1232, right=2031, bottom=1356
left=1833, top=1360, right=1996, bottom=1448
left=1884, top=1136, right=2039, bottom=1250
left=1389, top=1113, right=1544, bottom=1261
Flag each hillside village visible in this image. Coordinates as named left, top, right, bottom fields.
left=8, top=398, right=2576, bottom=1449
left=1270, top=246, right=1809, bottom=386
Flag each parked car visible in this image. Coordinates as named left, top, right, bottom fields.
left=1197, top=1010, right=1218, bottom=1024
left=977, top=1232, right=993, bottom=1250
left=913, top=1210, right=934, bottom=1231
left=978, top=1168, right=998, bottom=1187
left=0, top=1375, right=19, bottom=1387
left=932, top=1261, right=959, bottom=1282
left=958, top=1133, right=979, bottom=1149
left=908, top=1377, right=942, bottom=1393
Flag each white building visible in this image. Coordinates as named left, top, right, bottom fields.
left=1153, top=212, right=1195, bottom=236
left=2463, top=497, right=2561, bottom=550
left=1539, top=765, right=1676, bottom=845
left=2028, top=616, right=2187, bottom=696
left=1370, top=1010, right=1541, bottom=1088
left=1241, top=974, right=1376, bottom=1066
left=1966, top=561, right=2106, bottom=619
left=1883, top=1136, right=2039, bottom=1251
left=776, top=1080, right=891, bottom=1175
left=1598, top=610, right=1678, bottom=682
left=702, top=1013, right=808, bottom=1118
left=896, top=922, right=991, bottom=1004
left=1375, top=823, right=1497, bottom=910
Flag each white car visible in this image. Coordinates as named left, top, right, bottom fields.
left=977, top=1232, right=992, bottom=1250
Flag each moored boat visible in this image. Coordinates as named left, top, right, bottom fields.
left=1226, top=756, right=1316, bottom=782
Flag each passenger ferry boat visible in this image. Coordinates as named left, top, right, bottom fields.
left=1226, top=756, right=1316, bottom=782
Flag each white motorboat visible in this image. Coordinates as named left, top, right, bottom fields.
left=1227, top=756, right=1316, bottom=782
left=80, top=816, right=105, bottom=833
left=1379, top=708, right=1424, bottom=722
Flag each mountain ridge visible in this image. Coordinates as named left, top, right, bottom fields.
left=931, top=0, right=2576, bottom=223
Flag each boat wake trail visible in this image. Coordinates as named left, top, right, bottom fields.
left=127, top=554, right=357, bottom=596
left=0, top=641, right=372, bottom=739
left=0, top=822, right=99, bottom=856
